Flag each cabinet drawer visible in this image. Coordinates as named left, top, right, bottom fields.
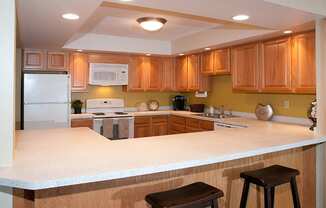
left=200, top=120, right=214, bottom=131
left=186, top=118, right=200, bottom=128
left=135, top=116, right=151, bottom=125
left=71, top=119, right=93, bottom=129
left=169, top=115, right=186, bottom=125
left=152, top=115, right=168, bottom=123
left=169, top=123, right=186, bottom=133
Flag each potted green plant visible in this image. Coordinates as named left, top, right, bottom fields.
left=72, top=100, right=83, bottom=114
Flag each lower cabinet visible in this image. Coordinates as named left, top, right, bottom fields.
left=135, top=115, right=214, bottom=138
left=134, top=116, right=168, bottom=138
left=71, top=118, right=93, bottom=129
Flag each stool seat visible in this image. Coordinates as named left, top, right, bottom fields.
left=145, top=182, right=224, bottom=208
left=240, top=165, right=300, bottom=188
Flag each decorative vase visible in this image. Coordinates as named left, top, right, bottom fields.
left=307, top=99, right=317, bottom=131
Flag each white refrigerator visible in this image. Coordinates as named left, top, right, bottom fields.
left=23, top=72, right=71, bottom=130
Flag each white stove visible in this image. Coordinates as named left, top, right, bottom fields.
left=86, top=99, right=134, bottom=140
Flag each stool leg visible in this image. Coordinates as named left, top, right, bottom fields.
left=264, top=188, right=272, bottom=208
left=240, top=180, right=250, bottom=208
left=271, top=187, right=275, bottom=208
left=212, top=199, right=219, bottom=208
left=290, top=177, right=301, bottom=208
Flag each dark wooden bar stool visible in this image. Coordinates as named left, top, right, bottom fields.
left=239, top=165, right=301, bottom=208
left=145, top=182, right=224, bottom=208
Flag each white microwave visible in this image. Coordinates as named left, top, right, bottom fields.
left=89, top=63, right=129, bottom=86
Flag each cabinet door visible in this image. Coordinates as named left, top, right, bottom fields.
left=214, top=48, right=230, bottom=74
left=261, top=38, right=292, bottom=92
left=152, top=123, right=168, bottom=136
left=292, top=31, right=316, bottom=94
left=187, top=54, right=200, bottom=91
left=231, top=43, right=260, bottom=91
left=71, top=119, right=93, bottom=129
left=201, top=51, right=215, bottom=75
left=70, top=53, right=89, bottom=92
left=127, top=56, right=145, bottom=91
left=134, top=116, right=151, bottom=138
left=24, top=49, right=45, bottom=69
left=47, top=51, right=68, bottom=70
left=147, top=57, right=162, bottom=91
left=175, top=56, right=188, bottom=91
left=161, top=57, right=175, bottom=91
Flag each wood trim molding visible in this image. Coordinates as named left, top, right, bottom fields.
left=101, top=2, right=270, bottom=30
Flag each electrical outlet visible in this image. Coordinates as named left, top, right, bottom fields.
left=283, top=100, right=290, bottom=109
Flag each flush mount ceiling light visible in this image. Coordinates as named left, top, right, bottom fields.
left=137, top=17, right=167, bottom=32
left=62, top=13, right=80, bottom=20
left=232, top=14, right=250, bottom=21
left=283, top=30, right=293, bottom=34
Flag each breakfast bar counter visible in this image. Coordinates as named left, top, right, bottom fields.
left=2, top=119, right=325, bottom=208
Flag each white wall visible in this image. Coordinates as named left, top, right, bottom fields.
left=316, top=18, right=326, bottom=208
left=0, top=0, right=16, bottom=207
left=264, top=0, right=326, bottom=16
left=64, top=33, right=172, bottom=55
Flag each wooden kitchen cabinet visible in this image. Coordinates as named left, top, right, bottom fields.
left=146, top=57, right=162, bottom=91
left=201, top=48, right=230, bottom=75
left=134, top=116, right=152, bottom=138
left=71, top=118, right=93, bottom=129
left=187, top=54, right=200, bottom=91
left=201, top=50, right=215, bottom=75
left=151, top=116, right=168, bottom=136
left=175, top=56, right=189, bottom=91
left=214, top=48, right=230, bottom=74
left=47, top=51, right=69, bottom=70
left=127, top=56, right=145, bottom=91
left=292, top=31, right=316, bottom=94
left=161, top=57, right=175, bottom=91
left=134, top=116, right=168, bottom=138
left=24, top=49, right=45, bottom=69
left=261, top=37, right=292, bottom=92
left=69, top=53, right=89, bottom=92
left=231, top=43, right=260, bottom=91
left=169, top=115, right=186, bottom=134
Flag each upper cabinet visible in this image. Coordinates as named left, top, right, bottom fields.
left=261, top=37, right=292, bottom=92
left=201, top=48, right=230, bottom=75
left=24, top=49, right=45, bottom=69
left=146, top=57, right=163, bottom=91
left=47, top=51, right=69, bottom=70
left=292, top=31, right=316, bottom=94
left=175, top=54, right=211, bottom=92
left=69, top=53, right=89, bottom=92
left=161, top=57, right=175, bottom=91
left=231, top=31, right=316, bottom=94
left=231, top=43, right=260, bottom=92
left=23, top=49, right=69, bottom=71
left=175, top=56, right=189, bottom=91
left=127, top=56, right=145, bottom=91
left=187, top=54, right=200, bottom=91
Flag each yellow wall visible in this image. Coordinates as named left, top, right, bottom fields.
left=187, top=75, right=315, bottom=118
left=72, top=85, right=179, bottom=108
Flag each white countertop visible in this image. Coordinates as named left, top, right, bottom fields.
left=0, top=118, right=324, bottom=190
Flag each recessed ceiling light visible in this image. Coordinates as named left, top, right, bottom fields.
left=204, top=48, right=211, bottom=51
left=232, top=14, right=250, bottom=21
left=283, top=30, right=293, bottom=34
left=77, top=49, right=83, bottom=52
left=179, top=53, right=185, bottom=56
left=146, top=53, right=151, bottom=56
left=137, top=17, right=167, bottom=32
left=62, top=13, right=80, bottom=20
left=120, top=0, right=133, bottom=1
